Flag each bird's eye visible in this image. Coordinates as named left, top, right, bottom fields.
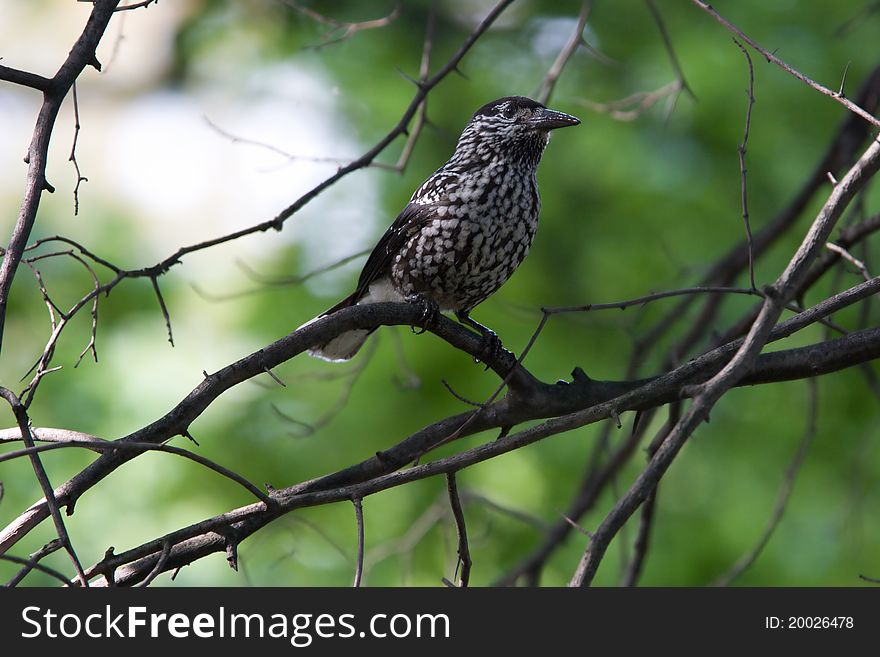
left=502, top=105, right=517, bottom=119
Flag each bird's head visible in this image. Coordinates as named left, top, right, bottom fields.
left=453, top=96, right=580, bottom=168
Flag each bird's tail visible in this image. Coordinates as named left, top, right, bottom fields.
left=297, top=292, right=376, bottom=362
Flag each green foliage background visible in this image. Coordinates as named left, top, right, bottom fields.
left=1, top=0, right=878, bottom=586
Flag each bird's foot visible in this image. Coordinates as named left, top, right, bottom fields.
left=405, top=293, right=439, bottom=335
left=474, top=328, right=504, bottom=367
left=454, top=310, right=508, bottom=367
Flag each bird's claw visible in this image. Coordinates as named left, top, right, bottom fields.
left=473, top=329, right=503, bottom=368
left=405, top=294, right=439, bottom=335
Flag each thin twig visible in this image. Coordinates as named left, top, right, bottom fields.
left=462, top=491, right=551, bottom=531
left=1, top=553, right=72, bottom=587
left=441, top=379, right=483, bottom=407
left=150, top=276, right=174, bottom=346
left=194, top=250, right=370, bottom=302
left=363, top=501, right=447, bottom=585
left=374, top=3, right=435, bottom=174
left=577, top=80, right=683, bottom=121
left=285, top=1, right=401, bottom=50
left=62, top=320, right=880, bottom=586
left=352, top=497, right=364, bottom=587
left=536, top=0, right=592, bottom=105
left=446, top=472, right=471, bottom=587
left=826, top=242, right=872, bottom=280
left=272, top=338, right=376, bottom=437
left=137, top=540, right=171, bottom=587
left=734, top=38, right=757, bottom=291
left=6, top=270, right=880, bottom=578
left=646, top=0, right=696, bottom=101
left=96, top=0, right=516, bottom=309
left=621, top=487, right=657, bottom=586
left=691, top=0, right=880, bottom=128
left=570, top=133, right=880, bottom=588
left=0, top=435, right=273, bottom=505
left=203, top=116, right=354, bottom=167
left=544, top=285, right=760, bottom=315
left=69, top=83, right=88, bottom=216
left=0, top=388, right=89, bottom=587
left=114, top=0, right=158, bottom=11
left=0, top=0, right=120, bottom=353
left=619, top=404, right=677, bottom=587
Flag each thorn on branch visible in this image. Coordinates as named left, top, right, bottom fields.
left=263, top=365, right=286, bottom=387
left=610, top=409, right=622, bottom=429
left=181, top=429, right=199, bottom=446
left=396, top=69, right=424, bottom=90
left=838, top=61, right=851, bottom=97
left=225, top=537, right=238, bottom=571
left=559, top=511, right=592, bottom=537
left=571, top=367, right=592, bottom=383
left=150, top=276, right=174, bottom=346
left=102, top=546, right=116, bottom=586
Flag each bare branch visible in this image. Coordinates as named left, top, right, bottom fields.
left=570, top=136, right=880, bottom=587
left=733, top=37, right=757, bottom=291
left=646, top=0, right=695, bottom=101
left=0, top=388, right=89, bottom=587
left=1, top=553, right=72, bottom=587
left=620, top=487, right=657, bottom=586
left=576, top=80, right=684, bottom=122
left=69, top=83, right=88, bottom=215
left=125, top=0, right=516, bottom=286
left=446, top=473, right=471, bottom=587
left=0, top=433, right=273, bottom=505
left=536, top=1, right=592, bottom=105
left=0, top=0, right=120, bottom=352
left=825, top=242, right=871, bottom=280
left=691, top=0, right=880, bottom=128
left=285, top=2, right=401, bottom=50
left=352, top=498, right=364, bottom=588
left=137, top=541, right=171, bottom=587
left=0, top=65, right=52, bottom=92
left=150, top=276, right=174, bottom=346
left=115, top=0, right=158, bottom=11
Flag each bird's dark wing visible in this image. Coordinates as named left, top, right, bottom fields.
left=319, top=168, right=458, bottom=317
left=352, top=202, right=439, bottom=299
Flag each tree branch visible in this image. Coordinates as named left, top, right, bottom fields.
left=0, top=0, right=120, bottom=352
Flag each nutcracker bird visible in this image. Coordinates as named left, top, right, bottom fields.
left=302, top=96, right=580, bottom=361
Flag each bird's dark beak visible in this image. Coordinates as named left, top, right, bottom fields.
left=529, top=107, right=581, bottom=130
